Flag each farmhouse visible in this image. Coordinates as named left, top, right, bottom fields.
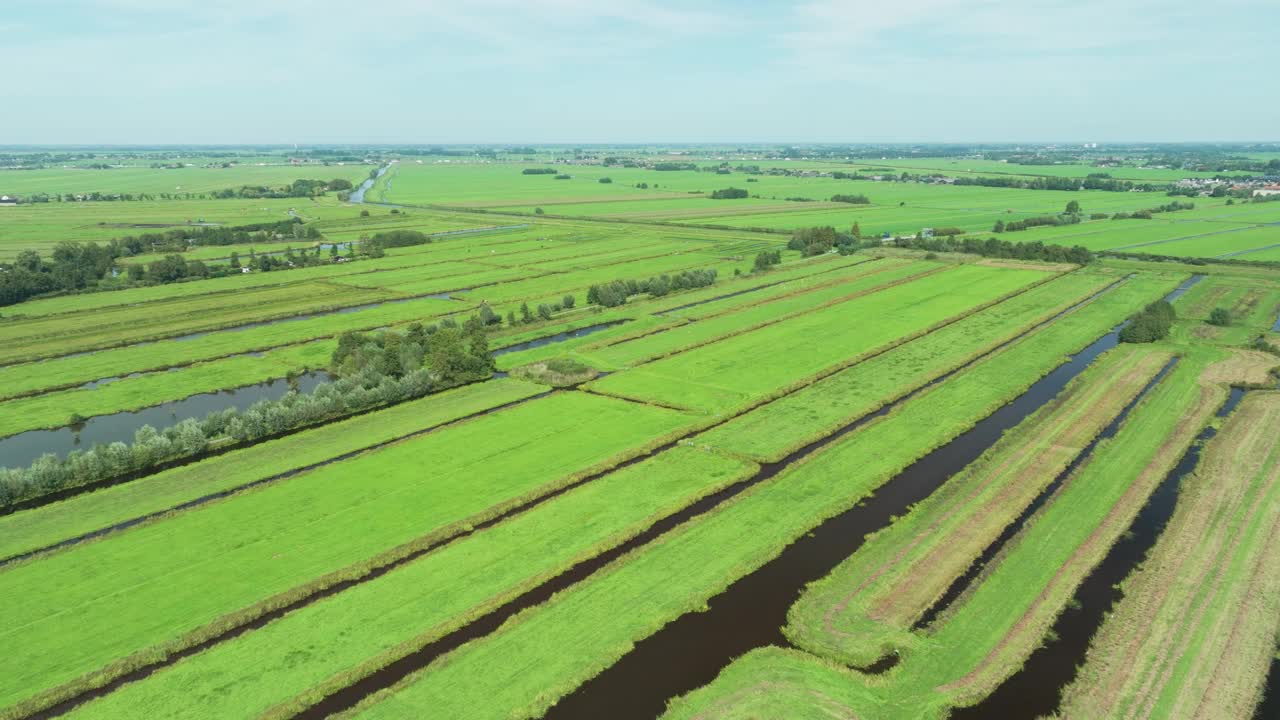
left=0, top=195, right=17, bottom=205
left=1253, top=184, right=1280, bottom=197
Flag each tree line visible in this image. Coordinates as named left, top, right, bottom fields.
left=0, top=219, right=326, bottom=308
left=0, top=313, right=496, bottom=508
left=587, top=268, right=718, bottom=307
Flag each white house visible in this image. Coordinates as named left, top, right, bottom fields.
left=0, top=195, right=17, bottom=205
left=1254, top=185, right=1280, bottom=197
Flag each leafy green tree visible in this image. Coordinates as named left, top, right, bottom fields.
left=1065, top=200, right=1081, bottom=214
left=1207, top=307, right=1232, bottom=326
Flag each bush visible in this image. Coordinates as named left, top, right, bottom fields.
left=522, top=168, right=557, bottom=175
left=598, top=177, right=612, bottom=184
left=710, top=187, right=749, bottom=200
left=1207, top=307, right=1232, bottom=326
left=830, top=194, right=870, bottom=204
left=753, top=249, right=782, bottom=272
left=1120, top=300, right=1176, bottom=343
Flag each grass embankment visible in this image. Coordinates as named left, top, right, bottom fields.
left=661, top=350, right=1238, bottom=720
left=1055, top=391, right=1280, bottom=720
left=586, top=259, right=940, bottom=368
left=784, top=345, right=1173, bottom=668
left=58, top=447, right=757, bottom=720
left=0, top=341, right=334, bottom=439
left=587, top=264, right=1055, bottom=412
left=0, top=281, right=402, bottom=364
left=337, top=272, right=1174, bottom=720
left=0, top=379, right=547, bottom=563
left=0, top=392, right=691, bottom=717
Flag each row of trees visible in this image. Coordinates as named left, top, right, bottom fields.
left=587, top=269, right=718, bottom=307
left=994, top=213, right=1082, bottom=233
left=0, top=314, right=497, bottom=508
left=830, top=193, right=871, bottom=204
left=209, top=178, right=353, bottom=200
left=509, top=295, right=576, bottom=325
left=883, top=234, right=1095, bottom=265
left=0, top=219, right=329, bottom=307
left=953, top=173, right=1152, bottom=192
left=1111, top=200, right=1195, bottom=220
left=710, top=187, right=749, bottom=199
left=1119, top=300, right=1176, bottom=343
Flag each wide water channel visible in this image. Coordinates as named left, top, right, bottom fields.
left=0, top=372, right=333, bottom=469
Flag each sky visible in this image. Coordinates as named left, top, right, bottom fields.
left=1, top=0, right=1276, bottom=145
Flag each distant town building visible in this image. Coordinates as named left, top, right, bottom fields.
left=1254, top=185, right=1280, bottom=197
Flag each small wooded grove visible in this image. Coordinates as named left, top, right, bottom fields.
left=0, top=315, right=496, bottom=508
left=1119, top=300, right=1176, bottom=343
left=587, top=269, right=718, bottom=307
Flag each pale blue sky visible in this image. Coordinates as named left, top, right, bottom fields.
left=2, top=0, right=1275, bottom=144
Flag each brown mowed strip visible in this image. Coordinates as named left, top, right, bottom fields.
left=937, top=377, right=1224, bottom=698
left=860, top=350, right=1170, bottom=630
left=1058, top=391, right=1280, bottom=720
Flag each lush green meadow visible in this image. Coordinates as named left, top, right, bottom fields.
left=2, top=152, right=1278, bottom=720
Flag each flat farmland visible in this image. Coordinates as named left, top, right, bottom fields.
left=3, top=151, right=1279, bottom=720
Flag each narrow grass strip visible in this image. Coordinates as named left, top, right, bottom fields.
left=58, top=447, right=757, bottom=720
left=587, top=264, right=1054, bottom=413
left=0, top=393, right=690, bottom=717
left=0, top=379, right=547, bottom=563
left=696, top=269, right=1136, bottom=462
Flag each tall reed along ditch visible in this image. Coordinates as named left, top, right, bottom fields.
left=0, top=372, right=334, bottom=470
left=284, top=279, right=1152, bottom=718
left=952, top=386, right=1248, bottom=719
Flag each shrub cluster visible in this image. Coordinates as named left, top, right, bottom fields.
left=830, top=193, right=871, bottom=204
left=753, top=249, right=782, bottom=272
left=508, top=295, right=576, bottom=325
left=521, top=168, right=558, bottom=175
left=788, top=226, right=849, bottom=256
left=587, top=269, right=718, bottom=307
left=1207, top=307, right=1233, bottom=327
left=1119, top=300, right=1176, bottom=343
left=710, top=187, right=749, bottom=199
left=1112, top=201, right=1194, bottom=220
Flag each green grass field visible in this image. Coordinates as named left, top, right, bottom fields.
left=0, top=391, right=691, bottom=716
left=338, top=271, right=1176, bottom=720
left=3, top=154, right=1278, bottom=720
